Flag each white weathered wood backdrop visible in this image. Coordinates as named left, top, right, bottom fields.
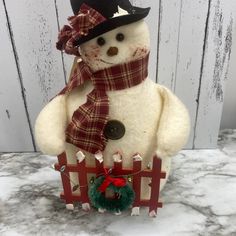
left=0, top=0, right=235, bottom=152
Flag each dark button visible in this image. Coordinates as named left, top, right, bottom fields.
left=104, top=120, right=126, bottom=140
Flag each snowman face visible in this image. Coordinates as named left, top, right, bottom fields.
left=79, top=20, right=150, bottom=72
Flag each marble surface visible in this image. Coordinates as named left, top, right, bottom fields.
left=0, top=129, right=236, bottom=236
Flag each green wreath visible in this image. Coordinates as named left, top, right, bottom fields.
left=89, top=176, right=135, bottom=213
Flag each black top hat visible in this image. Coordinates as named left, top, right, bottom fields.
left=70, top=0, right=150, bottom=46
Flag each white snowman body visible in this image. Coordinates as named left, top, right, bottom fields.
left=35, top=19, right=190, bottom=202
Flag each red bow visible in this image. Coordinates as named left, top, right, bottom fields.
left=56, top=25, right=80, bottom=56
left=56, top=3, right=106, bottom=56
left=98, top=169, right=127, bottom=193
left=68, top=10, right=93, bottom=37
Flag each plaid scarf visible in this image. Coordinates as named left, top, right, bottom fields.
left=59, top=52, right=150, bottom=154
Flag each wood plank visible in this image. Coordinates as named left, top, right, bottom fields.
left=194, top=0, right=235, bottom=148
left=175, top=0, right=210, bottom=149
left=157, top=0, right=181, bottom=90
left=0, top=1, right=34, bottom=152
left=4, top=0, right=66, bottom=146
left=55, top=0, right=75, bottom=82
left=220, top=26, right=236, bottom=129
left=132, top=0, right=160, bottom=82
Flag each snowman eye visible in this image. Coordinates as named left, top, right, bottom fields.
left=97, top=37, right=106, bottom=46
left=116, top=33, right=125, bottom=42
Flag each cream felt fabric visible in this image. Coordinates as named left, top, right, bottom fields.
left=35, top=95, right=67, bottom=156
left=79, top=20, right=150, bottom=72
left=156, top=85, right=191, bottom=158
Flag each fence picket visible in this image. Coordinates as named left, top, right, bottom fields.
left=77, top=159, right=90, bottom=204
left=57, top=153, right=73, bottom=204
left=132, top=159, right=142, bottom=207
left=149, top=156, right=166, bottom=214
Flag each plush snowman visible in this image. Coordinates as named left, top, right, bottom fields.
left=35, top=0, right=190, bottom=214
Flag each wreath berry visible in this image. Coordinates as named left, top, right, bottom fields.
left=89, top=170, right=135, bottom=213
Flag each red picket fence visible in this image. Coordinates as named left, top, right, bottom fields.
left=54, top=152, right=166, bottom=215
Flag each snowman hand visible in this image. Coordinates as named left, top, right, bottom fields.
left=35, top=95, right=67, bottom=156
left=37, top=135, right=66, bottom=156
left=155, top=146, right=178, bottom=158
left=156, top=85, right=191, bottom=158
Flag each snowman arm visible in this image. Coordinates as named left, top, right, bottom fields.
left=156, top=85, right=191, bottom=158
left=35, top=95, right=67, bottom=156
left=35, top=57, right=79, bottom=155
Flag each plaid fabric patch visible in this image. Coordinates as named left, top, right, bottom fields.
left=58, top=52, right=150, bottom=154
left=69, top=3, right=106, bottom=39
left=56, top=4, right=106, bottom=56
left=92, top=53, right=149, bottom=91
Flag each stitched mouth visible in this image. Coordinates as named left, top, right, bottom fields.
left=133, top=49, right=138, bottom=57
left=99, top=59, right=114, bottom=65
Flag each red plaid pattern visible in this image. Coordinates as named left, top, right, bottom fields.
left=69, top=4, right=106, bottom=38
left=92, top=54, right=149, bottom=91
left=58, top=52, right=150, bottom=154
left=56, top=4, right=106, bottom=56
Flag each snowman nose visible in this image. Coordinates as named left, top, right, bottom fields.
left=107, top=47, right=119, bottom=56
